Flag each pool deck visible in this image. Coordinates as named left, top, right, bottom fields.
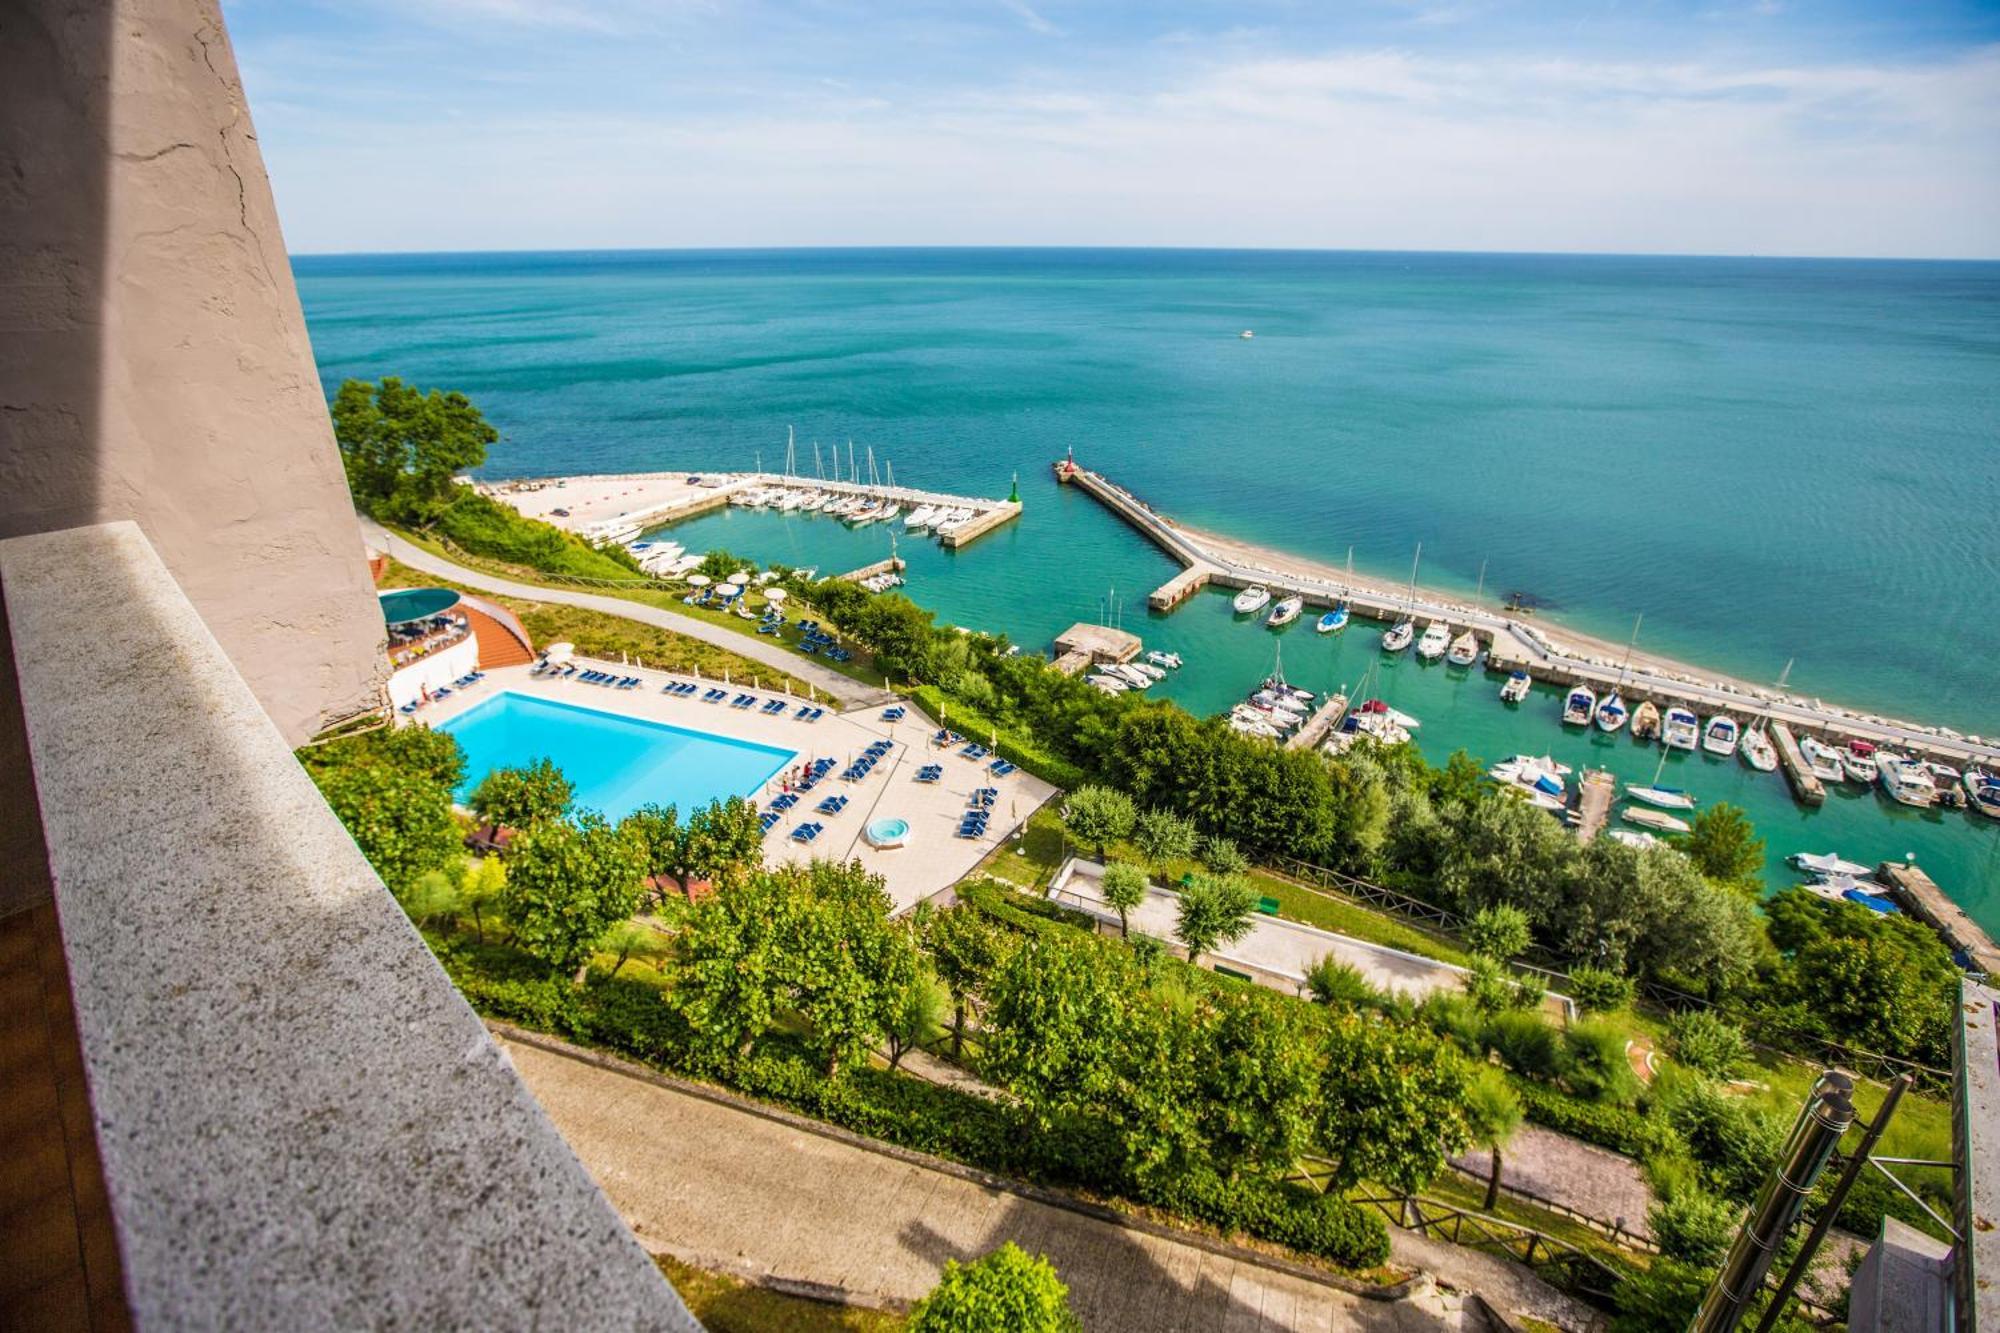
left=406, top=662, right=1054, bottom=912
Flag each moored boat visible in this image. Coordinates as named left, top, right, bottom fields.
left=1838, top=741, right=1879, bottom=785
left=904, top=504, right=937, bottom=529
left=1316, top=605, right=1349, bottom=634
left=1626, top=784, right=1697, bottom=811
left=1446, top=630, right=1479, bottom=666
left=1416, top=622, right=1451, bottom=660
left=1631, top=700, right=1662, bottom=741
left=1381, top=621, right=1415, bottom=652
left=1702, top=715, right=1741, bottom=758
left=1233, top=585, right=1272, bottom=615
left=1740, top=726, right=1778, bottom=772
left=1623, top=806, right=1691, bottom=834
left=1964, top=768, right=2000, bottom=820
left=1877, top=754, right=1938, bottom=808
left=1798, top=735, right=1846, bottom=783
left=1145, top=650, right=1184, bottom=669
left=1595, top=693, right=1629, bottom=733
left=1562, top=686, right=1597, bottom=726
left=1790, top=850, right=1873, bottom=878
left=1500, top=670, right=1532, bottom=704
left=1661, top=706, right=1700, bottom=751
left=1608, top=829, right=1662, bottom=850
left=1267, top=596, right=1304, bottom=628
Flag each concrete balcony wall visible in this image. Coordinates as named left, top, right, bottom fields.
left=0, top=521, right=699, bottom=1330
left=0, top=0, right=386, bottom=746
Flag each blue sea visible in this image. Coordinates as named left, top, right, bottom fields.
left=295, top=248, right=2000, bottom=927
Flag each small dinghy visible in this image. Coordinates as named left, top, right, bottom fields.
left=1630, top=701, right=1661, bottom=741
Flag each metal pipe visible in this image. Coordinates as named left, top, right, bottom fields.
left=1751, top=1075, right=1907, bottom=1333
left=1690, top=1071, right=1856, bottom=1333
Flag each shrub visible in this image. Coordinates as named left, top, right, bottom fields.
left=1145, top=1170, right=1389, bottom=1269
left=1511, top=1078, right=1673, bottom=1158
left=1465, top=904, right=1532, bottom=961
left=469, top=758, right=575, bottom=828
left=1564, top=1019, right=1642, bottom=1107
left=1567, top=965, right=1635, bottom=1015
left=1667, top=1009, right=1750, bottom=1080
left=910, top=1243, right=1080, bottom=1333
left=1463, top=954, right=1516, bottom=1015
left=1198, top=835, right=1248, bottom=876
left=1652, top=1069, right=1784, bottom=1201
left=1305, top=957, right=1383, bottom=1010
left=1649, top=1190, right=1740, bottom=1265
left=1484, top=1009, right=1568, bottom=1083
left=1418, top=991, right=1486, bottom=1055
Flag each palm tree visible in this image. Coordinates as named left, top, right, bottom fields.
left=1464, top=1066, right=1523, bottom=1211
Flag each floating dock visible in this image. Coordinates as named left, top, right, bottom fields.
left=1769, top=722, right=1825, bottom=806
left=1878, top=863, right=2000, bottom=977
left=1054, top=457, right=2000, bottom=774
left=1051, top=623, right=1142, bottom=677
left=1284, top=693, right=1350, bottom=752
left=836, top=556, right=906, bottom=584
left=1570, top=769, right=1619, bottom=843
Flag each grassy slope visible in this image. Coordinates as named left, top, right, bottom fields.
left=654, top=1255, right=905, bottom=1332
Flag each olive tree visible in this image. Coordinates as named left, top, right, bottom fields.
left=1062, top=785, right=1136, bottom=861
left=1174, top=873, right=1256, bottom=968
left=499, top=814, right=648, bottom=984
left=1099, top=861, right=1150, bottom=938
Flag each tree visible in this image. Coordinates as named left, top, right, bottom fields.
left=1465, top=903, right=1532, bottom=961
left=1099, top=861, right=1150, bottom=938
left=775, top=861, right=917, bottom=1078
left=1679, top=803, right=1765, bottom=890
left=1197, top=834, right=1247, bottom=876
left=696, top=548, right=754, bottom=579
left=311, top=759, right=462, bottom=894
left=1175, top=873, right=1256, bottom=968
left=1304, top=956, right=1382, bottom=1010
left=1649, top=1190, right=1740, bottom=1265
left=909, top=1243, right=1080, bottom=1333
left=674, top=797, right=766, bottom=889
left=331, top=376, right=497, bottom=520
left=927, top=907, right=1008, bottom=1060
left=1667, top=1010, right=1750, bottom=1079
left=1191, top=987, right=1321, bottom=1182
left=498, top=814, right=648, bottom=984
left=601, top=919, right=668, bottom=980
left=1761, top=888, right=1959, bottom=1064
left=1132, top=807, right=1197, bottom=874
left=1567, top=965, right=1635, bottom=1015
left=1317, top=1016, right=1473, bottom=1193
left=1062, top=785, right=1135, bottom=860
left=469, top=758, right=574, bottom=829
left=666, top=872, right=789, bottom=1071
left=1463, top=1066, right=1523, bottom=1210
left=982, top=933, right=1128, bottom=1126
left=884, top=965, right=950, bottom=1071
left=456, top=853, right=507, bottom=943
left=620, top=802, right=682, bottom=890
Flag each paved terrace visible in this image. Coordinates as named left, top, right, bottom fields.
left=413, top=663, right=1053, bottom=913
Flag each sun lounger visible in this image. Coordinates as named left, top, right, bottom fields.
left=704, top=688, right=727, bottom=703
left=989, top=760, right=1017, bottom=777
left=881, top=706, right=906, bottom=721
left=961, top=743, right=988, bottom=760
left=759, top=811, right=781, bottom=833
left=816, top=795, right=848, bottom=816
left=791, top=822, right=822, bottom=844
left=399, top=702, right=418, bottom=715
left=762, top=699, right=787, bottom=715
left=771, top=793, right=799, bottom=812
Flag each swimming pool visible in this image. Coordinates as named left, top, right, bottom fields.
left=438, top=692, right=795, bottom=821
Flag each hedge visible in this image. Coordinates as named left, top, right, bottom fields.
left=1510, top=1077, right=1672, bottom=1159
left=956, top=878, right=1098, bottom=938
left=911, top=685, right=1091, bottom=791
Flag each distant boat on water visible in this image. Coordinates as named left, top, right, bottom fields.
left=1595, top=693, right=1629, bottom=733
left=1317, top=605, right=1349, bottom=634
left=1233, top=585, right=1271, bottom=615
left=1562, top=686, right=1596, bottom=726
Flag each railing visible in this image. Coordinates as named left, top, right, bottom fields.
left=1346, top=1191, right=1625, bottom=1305
left=1265, top=851, right=1953, bottom=1091
left=388, top=613, right=472, bottom=666
left=1444, top=1160, right=1660, bottom=1253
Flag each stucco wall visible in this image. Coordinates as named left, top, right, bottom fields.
left=0, top=0, right=384, bottom=744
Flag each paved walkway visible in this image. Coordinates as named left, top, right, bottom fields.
left=365, top=521, right=884, bottom=708
left=1449, top=1126, right=1656, bottom=1243
left=501, top=1030, right=1604, bottom=1331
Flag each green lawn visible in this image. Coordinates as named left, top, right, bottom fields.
left=654, top=1255, right=905, bottom=1332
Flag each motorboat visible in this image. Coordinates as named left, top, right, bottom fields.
left=1488, top=757, right=1569, bottom=805
left=1316, top=605, right=1349, bottom=634
left=1129, top=661, right=1167, bottom=682
left=1500, top=671, right=1532, bottom=704
left=1661, top=706, right=1700, bottom=751
left=1231, top=716, right=1282, bottom=739
left=1623, top=807, right=1691, bottom=834
left=1631, top=701, right=1661, bottom=741
left=1790, top=850, right=1873, bottom=878
left=1085, top=673, right=1129, bottom=693
left=1233, top=585, right=1272, bottom=615
left=873, top=504, right=902, bottom=525
left=1446, top=630, right=1479, bottom=666
left=1354, top=698, right=1420, bottom=729
left=1145, top=650, right=1184, bottom=669
left=1381, top=621, right=1415, bottom=652
left=1964, top=768, right=2000, bottom=820
left=1626, top=785, right=1697, bottom=811
left=1595, top=693, right=1629, bottom=733
left=1267, top=596, right=1304, bottom=628
left=1607, top=829, right=1661, bottom=851
left=1416, top=622, right=1452, bottom=660
left=1877, top=754, right=1938, bottom=808
left=1838, top=741, right=1879, bottom=785
left=1702, top=715, right=1740, bottom=758
left=1740, top=727, right=1778, bottom=773
left=1493, top=753, right=1572, bottom=777
left=905, top=505, right=937, bottom=529
left=1562, top=686, right=1597, bottom=727
left=1798, top=735, right=1846, bottom=783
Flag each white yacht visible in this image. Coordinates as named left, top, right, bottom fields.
left=904, top=505, right=937, bottom=529
left=1790, top=850, right=1873, bottom=878
left=1877, top=754, right=1938, bottom=808
left=1964, top=769, right=2000, bottom=820
left=1500, top=671, right=1532, bottom=704
left=1838, top=741, right=1879, bottom=785
left=1085, top=673, right=1129, bottom=693
left=873, top=503, right=902, bottom=525
left=1661, top=706, right=1700, bottom=751
left=1145, top=650, right=1184, bottom=670
left=1626, top=784, right=1697, bottom=811
left=1595, top=693, right=1629, bottom=733
left=1798, top=735, right=1846, bottom=783
left=1416, top=622, right=1452, bottom=660
left=1233, top=585, right=1272, bottom=615
left=1446, top=630, right=1479, bottom=666
left=1702, top=715, right=1741, bottom=758
left=1267, top=596, right=1304, bottom=628
left=1623, top=807, right=1691, bottom=835
left=1381, top=621, right=1414, bottom=652
left=1562, top=686, right=1597, bottom=727
left=1740, top=727, right=1778, bottom=772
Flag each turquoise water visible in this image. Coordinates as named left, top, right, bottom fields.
left=294, top=249, right=2000, bottom=926
left=439, top=691, right=794, bottom=821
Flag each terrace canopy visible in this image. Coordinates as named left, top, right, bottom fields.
left=378, top=587, right=460, bottom=626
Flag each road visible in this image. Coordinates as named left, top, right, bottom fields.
left=500, top=1028, right=1605, bottom=1332
left=364, top=521, right=885, bottom=709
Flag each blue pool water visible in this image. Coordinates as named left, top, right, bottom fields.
left=438, top=692, right=794, bottom=821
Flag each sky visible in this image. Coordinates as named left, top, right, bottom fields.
left=223, top=0, right=2000, bottom=258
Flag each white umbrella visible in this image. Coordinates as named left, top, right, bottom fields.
left=686, top=574, right=712, bottom=587
left=727, top=571, right=751, bottom=586
left=544, top=642, right=574, bottom=665
left=765, top=588, right=789, bottom=604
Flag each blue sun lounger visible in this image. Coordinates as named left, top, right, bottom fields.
left=816, top=794, right=848, bottom=816
left=761, top=699, right=787, bottom=715
left=791, top=822, right=823, bottom=844
left=759, top=811, right=782, bottom=833
left=771, top=793, right=799, bottom=812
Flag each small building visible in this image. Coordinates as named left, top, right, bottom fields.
left=1051, top=622, right=1142, bottom=675
left=377, top=586, right=536, bottom=710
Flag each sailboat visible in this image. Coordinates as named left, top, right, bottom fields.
left=1382, top=542, right=1422, bottom=653
left=1595, top=693, right=1629, bottom=733
left=1561, top=685, right=1597, bottom=726
left=1623, top=807, right=1692, bottom=834
left=1316, top=605, right=1349, bottom=634
left=1267, top=595, right=1304, bottom=628
left=1627, top=745, right=1696, bottom=809
left=1740, top=726, right=1778, bottom=772
left=1446, top=630, right=1479, bottom=666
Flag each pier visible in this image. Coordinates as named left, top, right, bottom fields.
left=1570, top=769, right=1619, bottom=842
left=1769, top=722, right=1825, bottom=806
left=1878, top=862, right=2000, bottom=977
left=1051, top=623, right=1142, bottom=676
left=836, top=556, right=906, bottom=585
left=1055, top=458, right=2000, bottom=773
left=1285, top=693, right=1351, bottom=752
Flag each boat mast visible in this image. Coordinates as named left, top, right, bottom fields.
left=1617, top=613, right=1642, bottom=687
left=885, top=461, right=895, bottom=490
left=1406, top=542, right=1422, bottom=616
left=785, top=425, right=796, bottom=478
left=1777, top=657, right=1794, bottom=690
left=813, top=440, right=824, bottom=480
left=848, top=440, right=856, bottom=484
left=1474, top=558, right=1486, bottom=608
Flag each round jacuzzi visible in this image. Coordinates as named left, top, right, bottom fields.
left=864, top=817, right=910, bottom=849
